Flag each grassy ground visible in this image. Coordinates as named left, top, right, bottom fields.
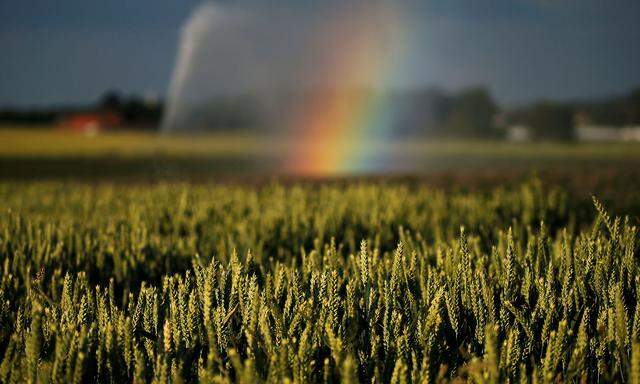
left=2, top=127, right=640, bottom=181
left=2, top=127, right=640, bottom=159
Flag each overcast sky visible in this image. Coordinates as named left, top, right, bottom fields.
left=1, top=0, right=639, bottom=107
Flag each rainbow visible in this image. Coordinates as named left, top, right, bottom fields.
left=287, top=3, right=410, bottom=176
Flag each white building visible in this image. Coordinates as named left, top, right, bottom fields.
left=505, top=125, right=532, bottom=142
left=576, top=126, right=640, bottom=142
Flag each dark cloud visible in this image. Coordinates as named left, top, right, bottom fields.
left=0, top=0, right=638, bottom=106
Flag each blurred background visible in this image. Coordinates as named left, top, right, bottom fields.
left=1, top=0, right=639, bottom=189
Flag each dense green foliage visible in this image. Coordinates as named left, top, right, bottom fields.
left=0, top=180, right=638, bottom=383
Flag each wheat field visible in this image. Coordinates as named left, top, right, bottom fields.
left=0, top=179, right=638, bottom=383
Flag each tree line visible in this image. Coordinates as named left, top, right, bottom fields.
left=1, top=87, right=639, bottom=140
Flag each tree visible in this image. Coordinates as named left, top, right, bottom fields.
left=99, top=90, right=123, bottom=111
left=444, top=87, right=497, bottom=138
left=522, top=102, right=574, bottom=140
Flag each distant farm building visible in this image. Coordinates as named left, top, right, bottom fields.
left=58, top=112, right=122, bottom=134
left=621, top=127, right=640, bottom=141
left=575, top=126, right=640, bottom=142
left=505, top=125, right=532, bottom=142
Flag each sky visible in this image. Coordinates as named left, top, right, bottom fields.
left=1, top=0, right=639, bottom=107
